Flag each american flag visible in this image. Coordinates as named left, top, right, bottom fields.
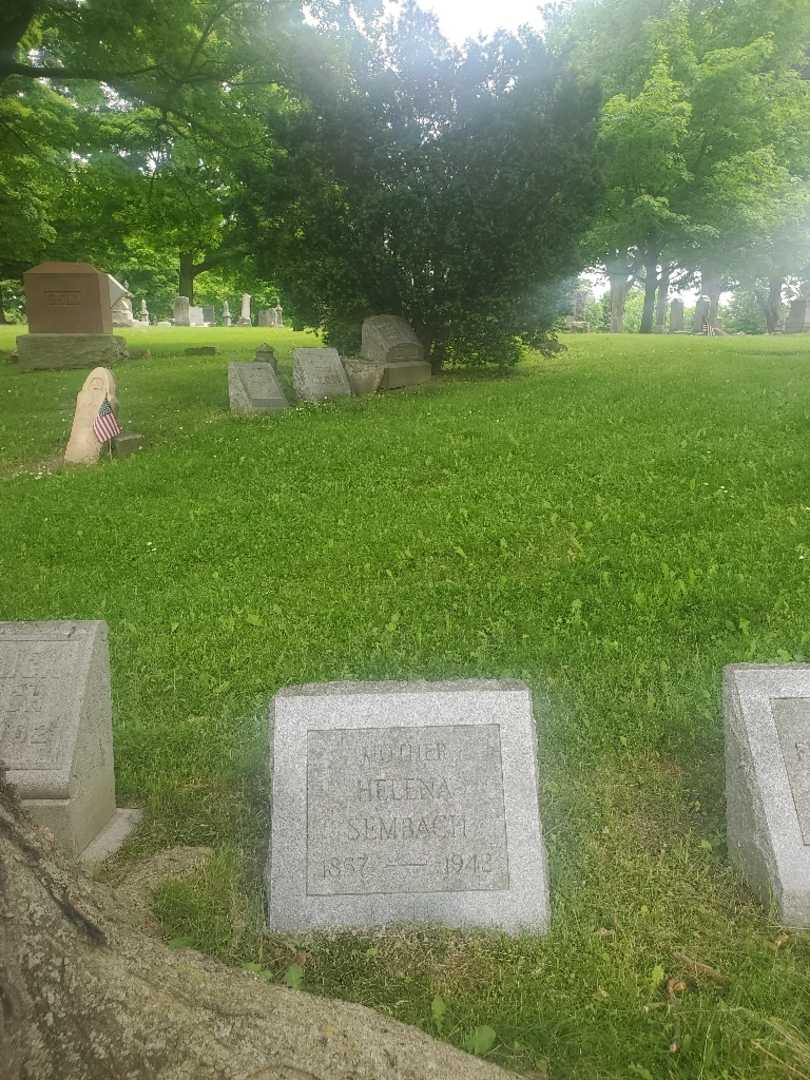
left=93, top=396, right=122, bottom=444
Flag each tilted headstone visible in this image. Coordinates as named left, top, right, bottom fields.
left=16, top=261, right=126, bottom=370
left=63, top=367, right=119, bottom=466
left=786, top=298, right=810, bottom=333
left=292, top=347, right=352, bottom=402
left=228, top=362, right=289, bottom=415
left=174, top=296, right=190, bottom=326
left=266, top=679, right=550, bottom=934
left=238, top=293, right=252, bottom=326
left=725, top=665, right=810, bottom=926
left=670, top=298, right=685, bottom=332
left=343, top=358, right=385, bottom=396
left=0, top=621, right=141, bottom=862
left=109, top=275, right=135, bottom=328
left=361, top=315, right=431, bottom=388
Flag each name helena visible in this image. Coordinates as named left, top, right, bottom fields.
left=346, top=814, right=469, bottom=842
left=356, top=776, right=452, bottom=801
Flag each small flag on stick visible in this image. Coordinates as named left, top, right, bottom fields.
left=93, top=396, right=122, bottom=444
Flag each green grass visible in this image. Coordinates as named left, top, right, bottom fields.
left=2, top=326, right=810, bottom=1078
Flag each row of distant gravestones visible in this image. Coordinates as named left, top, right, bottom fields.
left=3, top=619, right=808, bottom=933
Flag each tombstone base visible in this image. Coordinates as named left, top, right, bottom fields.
left=17, top=333, right=128, bottom=371
left=237, top=318, right=252, bottom=327
left=80, top=807, right=144, bottom=867
left=381, top=360, right=432, bottom=390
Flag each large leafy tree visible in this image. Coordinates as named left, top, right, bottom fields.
left=240, top=2, right=601, bottom=369
left=561, top=0, right=810, bottom=332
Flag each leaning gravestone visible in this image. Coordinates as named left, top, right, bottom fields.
left=16, top=261, right=127, bottom=370
left=725, top=664, right=810, bottom=926
left=266, top=679, right=550, bottom=933
left=228, top=362, right=289, bottom=415
left=0, top=621, right=141, bottom=862
left=63, top=367, right=119, bottom=466
left=292, top=348, right=351, bottom=402
left=360, top=315, right=431, bottom=389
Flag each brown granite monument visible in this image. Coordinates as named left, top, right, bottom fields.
left=17, top=261, right=127, bottom=370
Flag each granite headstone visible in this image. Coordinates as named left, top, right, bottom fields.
left=360, top=315, right=431, bottom=388
left=725, top=664, right=810, bottom=926
left=228, top=361, right=289, bottom=415
left=266, top=679, right=550, bottom=934
left=670, top=298, right=685, bottom=332
left=292, top=347, right=351, bottom=402
left=174, top=296, right=190, bottom=326
left=0, top=621, right=141, bottom=862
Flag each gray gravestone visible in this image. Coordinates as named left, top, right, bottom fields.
left=266, top=679, right=550, bottom=934
left=189, top=306, right=205, bottom=326
left=693, top=296, right=710, bottom=333
left=228, top=361, right=288, bottom=415
left=202, top=305, right=215, bottom=324
left=725, top=664, right=810, bottom=926
left=361, top=315, right=431, bottom=388
left=254, top=343, right=278, bottom=370
left=670, top=298, right=684, bottom=332
left=0, top=621, right=141, bottom=863
left=786, top=298, right=810, bottom=333
left=292, top=347, right=352, bottom=402
left=174, top=296, right=190, bottom=326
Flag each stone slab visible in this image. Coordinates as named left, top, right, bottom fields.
left=184, top=346, right=218, bottom=356
left=0, top=621, right=120, bottom=858
left=292, top=348, right=351, bottom=402
left=343, top=359, right=384, bottom=396
left=361, top=315, right=425, bottom=366
left=381, top=360, right=432, bottom=390
left=229, top=361, right=289, bottom=415
left=724, top=664, right=810, bottom=926
left=16, top=333, right=127, bottom=371
left=112, top=432, right=145, bottom=458
left=266, top=679, right=550, bottom=934
left=80, top=808, right=143, bottom=868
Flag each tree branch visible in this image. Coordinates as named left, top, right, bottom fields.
left=1, top=61, right=160, bottom=82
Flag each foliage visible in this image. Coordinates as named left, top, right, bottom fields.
left=4, top=329, right=810, bottom=1076
left=721, top=290, right=768, bottom=335
left=243, top=5, right=601, bottom=368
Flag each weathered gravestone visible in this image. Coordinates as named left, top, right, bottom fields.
left=228, top=362, right=289, bottom=415
left=786, top=298, right=810, bottom=333
left=174, top=296, right=190, bottom=326
left=693, top=296, right=710, bottom=333
left=222, top=300, right=232, bottom=327
left=238, top=293, right=252, bottom=326
left=725, top=664, right=810, bottom=926
left=202, top=305, right=215, bottom=325
left=255, top=343, right=278, bottom=370
left=16, top=261, right=127, bottom=370
left=670, top=298, right=685, bottom=332
left=257, top=309, right=275, bottom=328
left=0, top=621, right=141, bottom=862
left=63, top=367, right=119, bottom=466
left=361, top=315, right=431, bottom=389
left=266, top=679, right=550, bottom=934
left=343, top=358, right=385, bottom=396
left=189, top=306, right=205, bottom=327
left=292, top=347, right=352, bottom=402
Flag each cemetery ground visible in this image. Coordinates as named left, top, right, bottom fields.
left=1, top=328, right=810, bottom=1079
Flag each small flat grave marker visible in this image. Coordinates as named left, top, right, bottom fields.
left=266, top=679, right=550, bottom=933
left=292, top=347, right=351, bottom=402
left=725, top=664, right=810, bottom=926
left=0, top=621, right=141, bottom=862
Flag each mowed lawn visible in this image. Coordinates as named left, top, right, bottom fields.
left=2, top=327, right=810, bottom=1078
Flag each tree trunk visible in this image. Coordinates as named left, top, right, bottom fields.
left=765, top=276, right=784, bottom=333
left=639, top=249, right=659, bottom=334
left=701, top=269, right=723, bottom=327
left=0, top=785, right=510, bottom=1080
left=0, top=281, right=9, bottom=324
left=179, top=253, right=195, bottom=303
left=654, top=264, right=671, bottom=332
left=424, top=326, right=449, bottom=375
